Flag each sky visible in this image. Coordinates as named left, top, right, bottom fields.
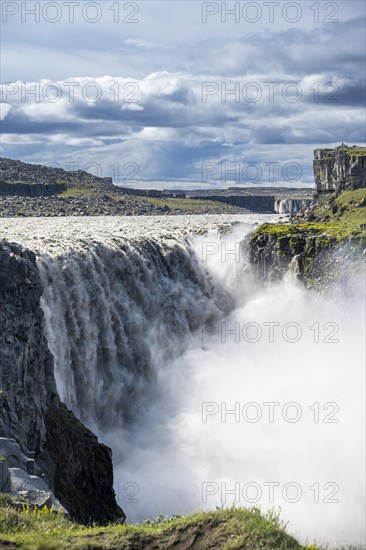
left=0, top=0, right=365, bottom=188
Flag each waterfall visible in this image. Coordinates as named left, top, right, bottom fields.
left=1, top=215, right=258, bottom=432
left=1, top=215, right=364, bottom=546
left=35, top=220, right=239, bottom=430
left=275, top=198, right=312, bottom=214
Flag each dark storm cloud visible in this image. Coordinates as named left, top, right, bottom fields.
left=303, top=79, right=366, bottom=107
left=224, top=18, right=366, bottom=77
left=1, top=111, right=83, bottom=134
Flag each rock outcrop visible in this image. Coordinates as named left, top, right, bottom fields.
left=0, top=183, right=66, bottom=197
left=0, top=241, right=124, bottom=524
left=0, top=448, right=67, bottom=515
left=0, top=157, right=113, bottom=192
left=247, top=225, right=364, bottom=291
left=249, top=145, right=366, bottom=289
left=313, top=146, right=366, bottom=193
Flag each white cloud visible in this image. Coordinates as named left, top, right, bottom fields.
left=0, top=103, right=12, bottom=120
left=1, top=9, right=364, bottom=186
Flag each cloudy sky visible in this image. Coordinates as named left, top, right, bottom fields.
left=1, top=0, right=365, bottom=188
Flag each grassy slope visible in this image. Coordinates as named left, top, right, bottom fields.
left=313, top=147, right=366, bottom=161
left=248, top=189, right=365, bottom=287
left=2, top=176, right=229, bottom=213
left=60, top=187, right=96, bottom=197
left=338, top=147, right=366, bottom=157
left=0, top=500, right=326, bottom=550
left=60, top=188, right=230, bottom=212
left=251, top=189, right=366, bottom=243
left=142, top=196, right=232, bottom=211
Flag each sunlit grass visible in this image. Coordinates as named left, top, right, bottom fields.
left=252, top=189, right=366, bottom=242
left=0, top=501, right=323, bottom=550
left=142, top=196, right=232, bottom=211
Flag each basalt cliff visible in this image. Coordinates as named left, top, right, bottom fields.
left=313, top=145, right=366, bottom=193
left=0, top=241, right=124, bottom=525
left=249, top=145, right=366, bottom=289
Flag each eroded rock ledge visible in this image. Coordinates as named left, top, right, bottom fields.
left=248, top=144, right=366, bottom=291
left=0, top=241, right=124, bottom=525
left=314, top=145, right=366, bottom=193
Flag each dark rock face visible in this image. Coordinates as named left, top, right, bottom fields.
left=192, top=194, right=275, bottom=213
left=247, top=230, right=364, bottom=292
left=0, top=157, right=113, bottom=191
left=0, top=183, right=66, bottom=197
left=314, top=147, right=366, bottom=193
left=43, top=403, right=125, bottom=525
left=0, top=242, right=52, bottom=452
left=0, top=241, right=124, bottom=525
left=247, top=230, right=327, bottom=284
left=248, top=146, right=366, bottom=288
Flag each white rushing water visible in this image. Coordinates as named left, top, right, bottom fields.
left=1, top=214, right=365, bottom=547
left=274, top=198, right=312, bottom=214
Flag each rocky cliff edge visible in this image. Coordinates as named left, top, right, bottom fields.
left=0, top=241, right=125, bottom=525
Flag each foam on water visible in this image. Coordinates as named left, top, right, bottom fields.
left=1, top=214, right=364, bottom=546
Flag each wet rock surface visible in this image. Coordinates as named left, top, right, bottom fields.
left=247, top=146, right=366, bottom=289
left=0, top=241, right=124, bottom=524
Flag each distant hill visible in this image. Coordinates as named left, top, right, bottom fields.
left=0, top=157, right=113, bottom=193
left=0, top=157, right=246, bottom=216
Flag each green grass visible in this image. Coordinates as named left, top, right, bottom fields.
left=0, top=501, right=325, bottom=550
left=313, top=146, right=366, bottom=160
left=338, top=147, right=366, bottom=157
left=252, top=189, right=366, bottom=242
left=59, top=190, right=230, bottom=211
left=60, top=187, right=96, bottom=198
left=141, top=196, right=232, bottom=211
left=249, top=189, right=366, bottom=287
left=311, top=188, right=366, bottom=237
left=1, top=500, right=362, bottom=550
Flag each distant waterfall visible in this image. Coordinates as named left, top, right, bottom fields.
left=275, top=198, right=312, bottom=214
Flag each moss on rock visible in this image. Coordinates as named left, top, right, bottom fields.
left=249, top=189, right=366, bottom=289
